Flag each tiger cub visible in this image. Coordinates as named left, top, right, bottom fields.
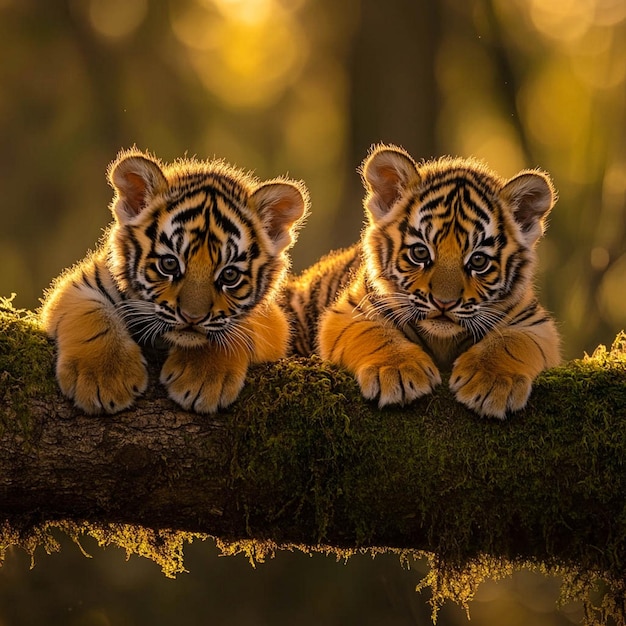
left=41, top=149, right=308, bottom=414
left=284, top=144, right=560, bottom=418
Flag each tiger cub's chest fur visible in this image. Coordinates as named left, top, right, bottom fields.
left=285, top=144, right=561, bottom=419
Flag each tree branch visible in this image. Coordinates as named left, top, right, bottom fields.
left=2, top=297, right=626, bottom=621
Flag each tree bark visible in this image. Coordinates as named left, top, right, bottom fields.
left=2, top=299, right=626, bottom=619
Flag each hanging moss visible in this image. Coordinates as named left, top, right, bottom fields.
left=0, top=518, right=200, bottom=579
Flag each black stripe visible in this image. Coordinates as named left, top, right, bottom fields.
left=367, top=337, right=395, bottom=357
left=461, top=185, right=491, bottom=224
left=81, top=270, right=95, bottom=290
left=171, top=204, right=204, bottom=225
left=525, top=332, right=548, bottom=366
left=84, top=328, right=111, bottom=343
left=214, top=209, right=242, bottom=238
left=94, top=266, right=117, bottom=305
left=504, top=343, right=525, bottom=364
left=511, top=301, right=540, bottom=326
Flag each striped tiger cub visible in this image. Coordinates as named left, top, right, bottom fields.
left=284, top=144, right=561, bottom=418
left=41, top=149, right=308, bottom=414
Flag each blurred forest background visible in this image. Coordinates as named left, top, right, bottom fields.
left=0, top=0, right=624, bottom=624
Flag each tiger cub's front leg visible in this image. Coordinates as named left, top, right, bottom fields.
left=450, top=321, right=560, bottom=419
left=160, top=345, right=249, bottom=413
left=42, top=286, right=148, bottom=414
left=319, top=305, right=441, bottom=408
left=161, top=303, right=290, bottom=413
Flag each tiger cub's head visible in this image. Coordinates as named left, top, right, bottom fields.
left=360, top=144, right=556, bottom=343
left=107, top=149, right=308, bottom=348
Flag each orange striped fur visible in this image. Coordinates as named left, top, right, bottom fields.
left=41, top=149, right=308, bottom=414
left=284, top=144, right=561, bottom=418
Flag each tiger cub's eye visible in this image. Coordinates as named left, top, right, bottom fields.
left=408, top=243, right=431, bottom=265
left=157, top=255, right=180, bottom=277
left=219, top=266, right=242, bottom=287
left=468, top=252, right=490, bottom=273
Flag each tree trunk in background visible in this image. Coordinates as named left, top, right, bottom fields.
left=332, top=0, right=442, bottom=250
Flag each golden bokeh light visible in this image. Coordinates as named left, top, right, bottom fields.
left=594, top=0, right=626, bottom=25
left=572, top=28, right=626, bottom=89
left=283, top=72, right=346, bottom=171
left=590, top=246, right=610, bottom=270
left=602, top=161, right=626, bottom=211
left=170, top=1, right=221, bottom=51
left=210, top=0, right=272, bottom=24
left=171, top=0, right=307, bottom=109
left=452, top=116, right=526, bottom=178
left=529, top=0, right=595, bottom=43
left=518, top=61, right=593, bottom=175
left=84, top=0, right=148, bottom=40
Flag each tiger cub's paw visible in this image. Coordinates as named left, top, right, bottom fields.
left=355, top=344, right=441, bottom=408
left=56, top=340, right=148, bottom=415
left=161, top=347, right=248, bottom=413
left=450, top=345, right=532, bottom=419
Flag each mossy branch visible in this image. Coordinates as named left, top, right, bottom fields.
left=2, top=296, right=626, bottom=624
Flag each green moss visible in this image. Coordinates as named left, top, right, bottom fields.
left=0, top=296, right=56, bottom=438
left=228, top=356, right=364, bottom=543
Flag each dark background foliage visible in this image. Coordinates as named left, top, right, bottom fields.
left=0, top=0, right=624, bottom=623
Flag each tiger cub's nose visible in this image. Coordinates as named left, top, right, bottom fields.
left=432, top=297, right=456, bottom=312
left=179, top=309, right=206, bottom=325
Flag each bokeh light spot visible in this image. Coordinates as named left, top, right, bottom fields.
left=518, top=62, right=591, bottom=157
left=529, top=0, right=595, bottom=42
left=590, top=246, right=610, bottom=270
left=571, top=27, right=626, bottom=89
left=172, top=0, right=307, bottom=109
left=87, top=0, right=148, bottom=39
left=210, top=0, right=272, bottom=24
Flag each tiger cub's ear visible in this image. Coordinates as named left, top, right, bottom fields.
left=361, top=145, right=419, bottom=221
left=108, top=151, right=168, bottom=224
left=250, top=181, right=309, bottom=252
left=501, top=170, right=556, bottom=247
